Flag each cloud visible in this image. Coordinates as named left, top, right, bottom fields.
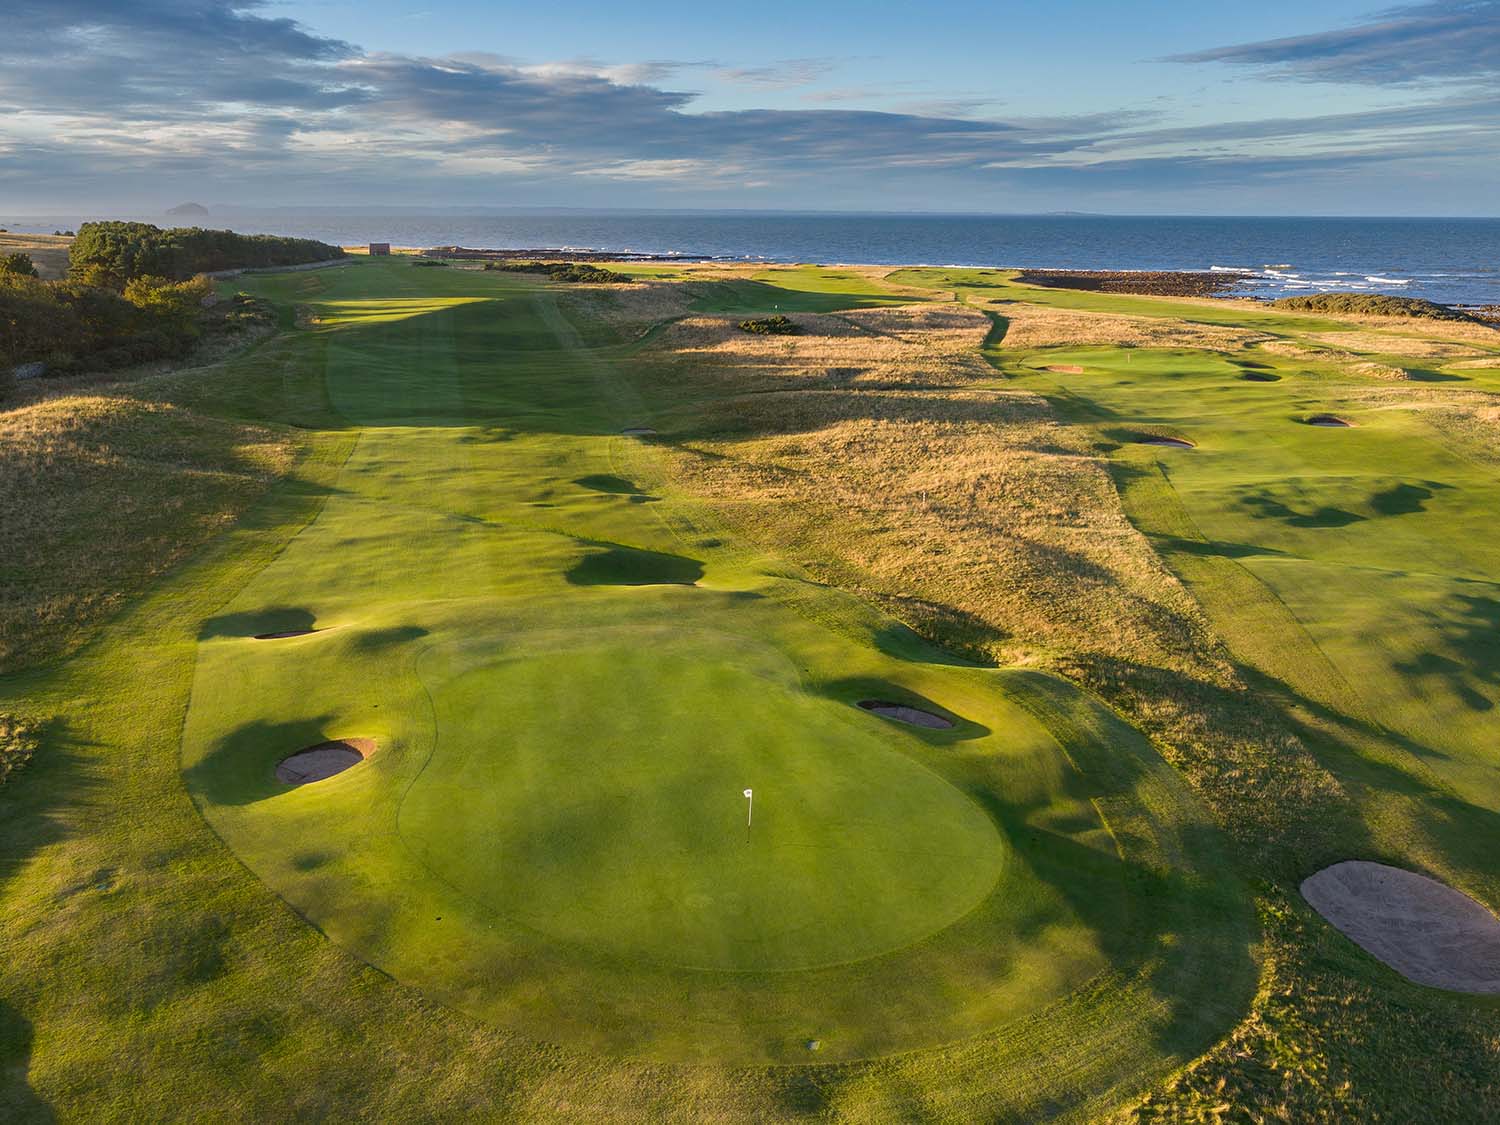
left=0, top=0, right=359, bottom=116
left=1169, top=1, right=1500, bottom=86
left=1, top=0, right=1496, bottom=212
left=713, top=58, right=838, bottom=89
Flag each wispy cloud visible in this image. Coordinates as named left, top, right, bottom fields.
left=713, top=58, right=838, bottom=89
left=1169, top=0, right=1500, bottom=86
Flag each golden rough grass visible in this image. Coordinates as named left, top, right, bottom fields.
left=0, top=231, right=72, bottom=279
left=989, top=300, right=1272, bottom=351
left=1311, top=330, right=1489, bottom=359
left=650, top=304, right=995, bottom=399
left=1257, top=339, right=1410, bottom=380
left=0, top=394, right=293, bottom=672
left=669, top=385, right=1219, bottom=670
left=562, top=280, right=694, bottom=337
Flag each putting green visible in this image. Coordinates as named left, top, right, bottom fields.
left=175, top=260, right=1252, bottom=1069
left=403, top=637, right=1004, bottom=970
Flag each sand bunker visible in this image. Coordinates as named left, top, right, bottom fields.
left=1138, top=435, right=1195, bottom=449
left=858, top=700, right=955, bottom=730
left=1307, top=414, right=1354, bottom=427
left=275, top=738, right=376, bottom=785
left=253, top=629, right=319, bottom=640
left=621, top=427, right=658, bottom=437
left=1044, top=365, right=1085, bottom=374
left=1302, top=861, right=1500, bottom=993
left=1241, top=371, right=1281, bottom=382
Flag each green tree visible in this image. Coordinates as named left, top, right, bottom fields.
left=0, top=252, right=38, bottom=278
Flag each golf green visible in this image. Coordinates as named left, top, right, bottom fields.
left=402, top=636, right=1005, bottom=970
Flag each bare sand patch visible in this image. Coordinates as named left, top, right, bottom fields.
left=1302, top=861, right=1500, bottom=993
left=858, top=700, right=955, bottom=730
left=1044, top=365, right=1085, bottom=374
left=275, top=738, right=376, bottom=785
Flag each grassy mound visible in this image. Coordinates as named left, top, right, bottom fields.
left=0, top=395, right=293, bottom=672
left=1270, top=292, right=1474, bottom=320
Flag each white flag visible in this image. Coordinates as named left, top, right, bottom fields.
left=744, top=789, right=753, bottom=798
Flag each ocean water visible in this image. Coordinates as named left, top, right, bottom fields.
left=8, top=210, right=1499, bottom=306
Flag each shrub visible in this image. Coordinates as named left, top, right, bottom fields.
left=0, top=272, right=203, bottom=371
left=738, top=315, right=799, bottom=335
left=0, top=714, right=38, bottom=784
left=0, top=252, right=38, bottom=278
left=483, top=261, right=630, bottom=284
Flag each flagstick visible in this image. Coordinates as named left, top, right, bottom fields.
left=744, top=788, right=753, bottom=843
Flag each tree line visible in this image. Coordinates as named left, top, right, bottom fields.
left=2, top=223, right=341, bottom=384
left=67, top=221, right=342, bottom=287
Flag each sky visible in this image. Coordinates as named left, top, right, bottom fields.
left=1, top=0, right=1497, bottom=215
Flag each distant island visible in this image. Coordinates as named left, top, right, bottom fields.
left=165, top=201, right=210, bottom=217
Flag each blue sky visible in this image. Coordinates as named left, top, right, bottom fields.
left=2, top=1, right=1497, bottom=214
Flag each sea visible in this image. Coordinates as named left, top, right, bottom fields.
left=8, top=210, right=1499, bottom=307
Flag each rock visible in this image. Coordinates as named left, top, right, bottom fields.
left=13, top=361, right=45, bottom=380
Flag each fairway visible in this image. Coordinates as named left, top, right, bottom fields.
left=164, top=260, right=1252, bottom=1073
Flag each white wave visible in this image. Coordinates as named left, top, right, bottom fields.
left=1364, top=275, right=1411, bottom=285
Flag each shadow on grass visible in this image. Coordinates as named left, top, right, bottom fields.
left=0, top=718, right=91, bottom=1122
left=199, top=606, right=318, bottom=640
left=351, top=624, right=430, bottom=650
left=566, top=544, right=703, bottom=587
left=0, top=1001, right=53, bottom=1123
left=183, top=715, right=335, bottom=806
left=817, top=677, right=991, bottom=742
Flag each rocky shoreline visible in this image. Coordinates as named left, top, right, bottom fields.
left=1012, top=269, right=1254, bottom=297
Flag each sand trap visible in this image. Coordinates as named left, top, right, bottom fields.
left=1138, top=435, right=1195, bottom=449
left=621, top=427, right=658, bottom=437
left=1307, top=414, right=1354, bottom=427
left=275, top=738, right=376, bottom=785
left=1302, top=861, right=1500, bottom=993
left=1044, top=364, right=1085, bottom=374
left=1241, top=371, right=1281, bottom=382
left=253, top=629, right=319, bottom=640
left=858, top=700, right=955, bottom=730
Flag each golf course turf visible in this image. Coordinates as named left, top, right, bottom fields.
left=175, top=262, right=1250, bottom=1068
left=4, top=256, right=1500, bottom=1118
